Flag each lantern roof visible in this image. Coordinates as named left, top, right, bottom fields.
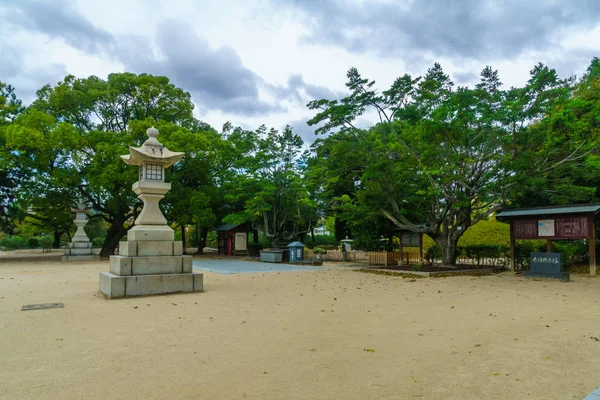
left=121, top=127, right=184, bottom=167
left=71, top=198, right=91, bottom=213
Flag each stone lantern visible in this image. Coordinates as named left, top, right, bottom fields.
left=61, top=198, right=98, bottom=261
left=99, top=127, right=203, bottom=298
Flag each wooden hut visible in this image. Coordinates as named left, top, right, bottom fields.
left=215, top=223, right=250, bottom=256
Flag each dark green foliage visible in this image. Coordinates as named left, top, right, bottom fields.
left=27, top=237, right=39, bottom=248
left=307, top=59, right=600, bottom=265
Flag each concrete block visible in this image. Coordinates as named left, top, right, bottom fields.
left=119, top=241, right=137, bottom=257
left=193, top=273, right=204, bottom=292
left=110, top=256, right=132, bottom=276
left=131, top=256, right=183, bottom=275
left=173, top=241, right=183, bottom=256
left=182, top=256, right=193, bottom=273
left=137, top=241, right=174, bottom=256
left=69, top=242, right=92, bottom=248
left=128, top=225, right=174, bottom=241
left=124, top=273, right=194, bottom=296
left=61, top=254, right=100, bottom=262
left=99, top=272, right=125, bottom=298
left=68, top=248, right=95, bottom=255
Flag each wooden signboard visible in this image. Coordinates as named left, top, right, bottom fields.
left=401, top=233, right=421, bottom=247
left=514, top=217, right=588, bottom=240
left=235, top=232, right=247, bottom=251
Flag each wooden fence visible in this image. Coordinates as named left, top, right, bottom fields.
left=303, top=248, right=422, bottom=265
left=302, top=247, right=505, bottom=267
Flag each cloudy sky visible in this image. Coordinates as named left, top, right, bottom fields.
left=1, top=0, right=599, bottom=143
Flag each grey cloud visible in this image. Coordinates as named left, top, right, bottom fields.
left=454, top=71, right=479, bottom=85
left=0, top=40, right=67, bottom=103
left=287, top=119, right=318, bottom=145
left=0, top=40, right=22, bottom=79
left=270, top=74, right=341, bottom=103
left=282, top=0, right=600, bottom=63
left=1, top=0, right=115, bottom=53
left=116, top=22, right=283, bottom=116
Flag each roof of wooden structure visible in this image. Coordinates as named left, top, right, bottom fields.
left=215, top=223, right=246, bottom=232
left=496, top=204, right=600, bottom=220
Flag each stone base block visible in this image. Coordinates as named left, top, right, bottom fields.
left=99, top=271, right=203, bottom=298
left=128, top=225, right=174, bottom=241
left=524, top=271, right=570, bottom=281
left=110, top=255, right=191, bottom=275
left=62, top=254, right=100, bottom=262
left=69, top=242, right=93, bottom=249
left=119, top=240, right=184, bottom=257
left=64, top=248, right=95, bottom=256
left=99, top=272, right=125, bottom=297
left=182, top=255, right=192, bottom=273
left=110, top=256, right=132, bottom=275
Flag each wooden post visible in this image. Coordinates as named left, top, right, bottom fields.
left=589, top=215, right=597, bottom=277
left=399, top=240, right=403, bottom=266
left=509, top=222, right=516, bottom=272
left=546, top=239, right=553, bottom=253
left=419, top=234, right=424, bottom=264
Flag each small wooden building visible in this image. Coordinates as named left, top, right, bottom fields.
left=496, top=204, right=600, bottom=276
left=215, top=223, right=250, bottom=256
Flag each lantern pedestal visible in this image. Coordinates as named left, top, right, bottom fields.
left=99, top=126, right=203, bottom=298
left=62, top=201, right=99, bottom=262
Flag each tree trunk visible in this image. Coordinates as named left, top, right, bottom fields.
left=433, top=230, right=461, bottom=267
left=52, top=231, right=61, bottom=249
left=253, top=230, right=259, bottom=244
left=99, top=222, right=127, bottom=257
left=310, top=227, right=315, bottom=243
left=181, top=225, right=187, bottom=255
left=194, top=226, right=207, bottom=255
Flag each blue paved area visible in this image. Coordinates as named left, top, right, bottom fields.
left=584, top=388, right=600, bottom=399
left=192, top=259, right=324, bottom=274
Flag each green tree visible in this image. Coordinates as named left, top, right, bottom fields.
left=0, top=82, right=26, bottom=233
left=5, top=73, right=200, bottom=256
left=223, top=125, right=313, bottom=248
left=308, top=62, right=599, bottom=265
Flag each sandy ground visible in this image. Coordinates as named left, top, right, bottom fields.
left=1, top=250, right=600, bottom=400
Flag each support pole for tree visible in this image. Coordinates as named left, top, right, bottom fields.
left=509, top=222, right=515, bottom=272
left=589, top=215, right=596, bottom=277
left=419, top=234, right=424, bottom=264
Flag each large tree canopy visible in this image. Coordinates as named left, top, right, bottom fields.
left=4, top=73, right=209, bottom=256
left=1, top=59, right=600, bottom=262
left=307, top=60, right=600, bottom=265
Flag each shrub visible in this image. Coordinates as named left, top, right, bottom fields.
left=39, top=235, right=53, bottom=247
left=312, top=247, right=327, bottom=254
left=0, top=235, right=27, bottom=250
left=426, top=246, right=442, bottom=262
left=28, top=237, right=40, bottom=249
left=92, top=237, right=106, bottom=248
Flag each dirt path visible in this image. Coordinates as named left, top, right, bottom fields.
left=1, top=253, right=600, bottom=399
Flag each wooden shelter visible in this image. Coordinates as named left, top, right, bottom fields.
left=496, top=204, right=600, bottom=276
left=215, top=223, right=250, bottom=256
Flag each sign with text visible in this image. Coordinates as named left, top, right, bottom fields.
left=538, top=219, right=555, bottom=237
left=555, top=217, right=588, bottom=239
left=530, top=252, right=563, bottom=274
left=514, top=216, right=589, bottom=240
left=401, top=233, right=421, bottom=247
left=514, top=220, right=538, bottom=239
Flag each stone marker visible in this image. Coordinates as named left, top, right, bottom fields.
left=22, top=303, right=64, bottom=311
left=61, top=199, right=99, bottom=262
left=525, top=252, right=570, bottom=281
left=99, top=127, right=203, bottom=298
